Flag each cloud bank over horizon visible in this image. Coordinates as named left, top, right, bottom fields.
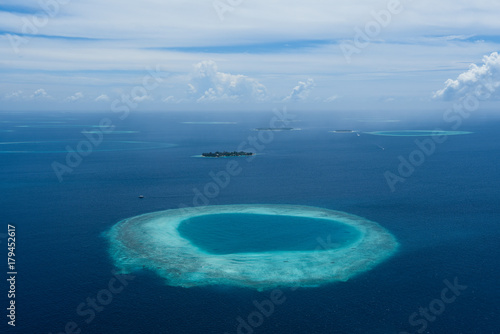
left=1, top=1, right=500, bottom=111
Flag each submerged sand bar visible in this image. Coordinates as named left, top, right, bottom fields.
left=107, top=205, right=398, bottom=290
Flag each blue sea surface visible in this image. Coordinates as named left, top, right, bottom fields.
left=1, top=111, right=499, bottom=333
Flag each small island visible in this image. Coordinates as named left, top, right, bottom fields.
left=202, top=151, right=254, bottom=158
left=255, top=127, right=294, bottom=131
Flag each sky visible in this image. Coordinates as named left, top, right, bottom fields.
left=0, top=0, right=499, bottom=112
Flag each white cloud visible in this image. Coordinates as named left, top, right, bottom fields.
left=433, top=52, right=500, bottom=100
left=2, top=1, right=500, bottom=48
left=132, top=94, right=153, bottom=102
left=4, top=90, right=23, bottom=100
left=162, top=95, right=176, bottom=103
left=324, top=95, right=339, bottom=102
left=30, top=89, right=52, bottom=100
left=95, top=94, right=110, bottom=102
left=66, top=92, right=84, bottom=102
left=1, top=1, right=500, bottom=110
left=283, top=78, right=315, bottom=102
left=187, top=60, right=268, bottom=102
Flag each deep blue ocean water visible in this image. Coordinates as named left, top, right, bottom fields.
left=1, top=110, right=499, bottom=334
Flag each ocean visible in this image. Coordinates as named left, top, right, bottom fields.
left=1, top=110, right=499, bottom=334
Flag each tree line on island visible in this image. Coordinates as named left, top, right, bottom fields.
left=202, top=151, right=254, bottom=158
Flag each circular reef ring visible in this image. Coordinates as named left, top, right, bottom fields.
left=107, top=204, right=399, bottom=290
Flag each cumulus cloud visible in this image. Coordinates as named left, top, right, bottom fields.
left=283, top=78, right=315, bottom=102
left=95, top=94, right=110, bottom=102
left=30, top=89, right=52, bottom=100
left=433, top=52, right=500, bottom=100
left=66, top=92, right=84, bottom=102
left=187, top=60, right=267, bottom=102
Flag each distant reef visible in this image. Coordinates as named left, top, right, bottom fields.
left=332, top=130, right=355, bottom=133
left=202, top=151, right=254, bottom=158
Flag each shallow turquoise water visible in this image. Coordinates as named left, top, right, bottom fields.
left=365, top=130, right=473, bottom=136
left=177, top=213, right=361, bottom=254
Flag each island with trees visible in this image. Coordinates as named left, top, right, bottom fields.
left=201, top=151, right=254, bottom=158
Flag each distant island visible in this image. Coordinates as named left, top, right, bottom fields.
left=255, top=127, right=294, bottom=131
left=202, top=151, right=254, bottom=158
